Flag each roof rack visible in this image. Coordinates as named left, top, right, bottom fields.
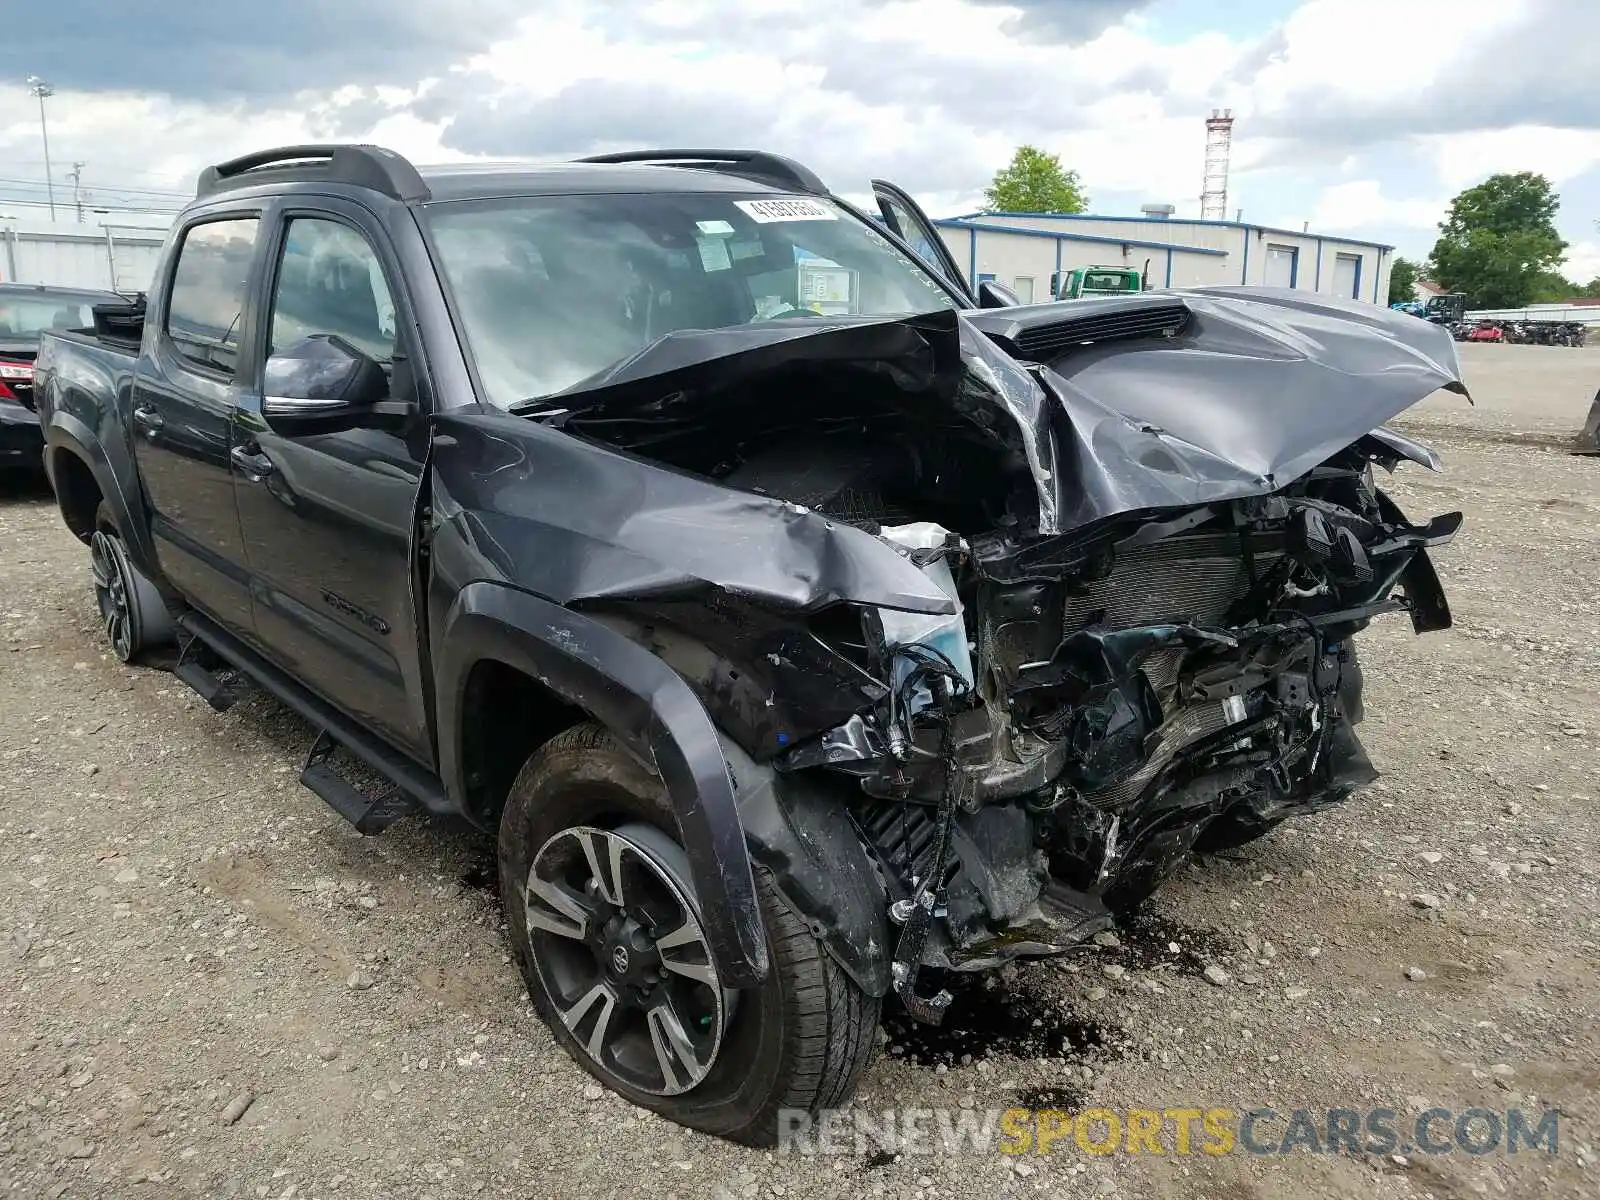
left=196, top=144, right=430, bottom=202
left=575, top=149, right=827, bottom=196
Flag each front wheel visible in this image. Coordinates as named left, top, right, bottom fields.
left=89, top=502, right=174, bottom=663
left=498, top=724, right=879, bottom=1145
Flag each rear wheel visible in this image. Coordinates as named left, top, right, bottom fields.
left=89, top=501, right=173, bottom=663
left=498, top=723, right=879, bottom=1145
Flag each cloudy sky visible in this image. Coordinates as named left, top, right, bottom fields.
left=2, top=0, right=1596, bottom=279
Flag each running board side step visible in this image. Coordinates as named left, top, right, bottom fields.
left=174, top=637, right=243, bottom=712
left=173, top=613, right=452, bottom=833
left=301, top=730, right=419, bottom=835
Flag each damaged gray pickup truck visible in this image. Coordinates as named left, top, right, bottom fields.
left=33, top=145, right=1464, bottom=1145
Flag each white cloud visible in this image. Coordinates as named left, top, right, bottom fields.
left=1239, top=0, right=1526, bottom=113
left=1299, top=180, right=1445, bottom=234
left=1563, top=240, right=1600, bottom=284
left=1427, top=127, right=1600, bottom=189
left=0, top=89, right=320, bottom=218
left=1, top=0, right=1596, bottom=247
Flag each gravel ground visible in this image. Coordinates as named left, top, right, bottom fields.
left=2, top=342, right=1597, bottom=1200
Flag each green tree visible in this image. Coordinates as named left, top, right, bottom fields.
left=1528, top=269, right=1578, bottom=303
left=1387, top=255, right=1423, bottom=305
left=984, top=145, right=1088, bottom=214
left=1427, top=172, right=1567, bottom=307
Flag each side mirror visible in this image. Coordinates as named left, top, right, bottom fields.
left=977, top=280, right=1020, bottom=309
left=262, top=334, right=388, bottom=418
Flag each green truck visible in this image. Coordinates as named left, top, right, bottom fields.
left=1053, top=265, right=1145, bottom=300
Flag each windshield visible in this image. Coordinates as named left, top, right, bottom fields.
left=0, top=295, right=98, bottom=337
left=1082, top=271, right=1135, bottom=292
left=423, top=192, right=959, bottom=407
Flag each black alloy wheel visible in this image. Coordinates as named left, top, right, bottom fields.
left=523, top=822, right=731, bottom=1096
left=87, top=503, right=174, bottom=663
left=89, top=528, right=136, bottom=661
left=500, top=724, right=881, bottom=1145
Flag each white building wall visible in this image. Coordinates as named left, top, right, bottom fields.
left=1051, top=238, right=1233, bottom=289
left=974, top=214, right=1237, bottom=254
left=0, top=220, right=168, bottom=293
left=936, top=224, right=1232, bottom=297
left=1224, top=230, right=1390, bottom=303
left=952, top=214, right=1393, bottom=303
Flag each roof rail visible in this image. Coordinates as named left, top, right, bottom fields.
left=196, top=144, right=430, bottom=202
left=575, top=149, right=827, bottom=196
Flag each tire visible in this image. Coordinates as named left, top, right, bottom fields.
left=89, top=500, right=174, bottom=663
left=498, top=723, right=879, bottom=1146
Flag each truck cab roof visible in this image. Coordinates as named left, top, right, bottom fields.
left=413, top=161, right=795, bottom=201
left=194, top=145, right=827, bottom=207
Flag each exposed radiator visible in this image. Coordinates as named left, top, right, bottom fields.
left=1065, top=532, right=1280, bottom=811
left=1062, top=531, right=1269, bottom=629
left=1062, top=532, right=1280, bottom=694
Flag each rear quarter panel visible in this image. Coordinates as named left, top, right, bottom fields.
left=35, top=331, right=159, bottom=574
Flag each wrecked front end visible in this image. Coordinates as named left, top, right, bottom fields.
left=502, top=291, right=1466, bottom=1023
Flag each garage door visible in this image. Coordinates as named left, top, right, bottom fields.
left=1333, top=253, right=1362, bottom=299
left=1265, top=244, right=1298, bottom=288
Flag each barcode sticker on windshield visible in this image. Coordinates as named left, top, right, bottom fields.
left=734, top=198, right=838, bottom=223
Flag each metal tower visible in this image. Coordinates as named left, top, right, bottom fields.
left=1201, top=108, right=1234, bottom=221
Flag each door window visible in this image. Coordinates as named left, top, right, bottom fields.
left=268, top=218, right=397, bottom=364
left=871, top=180, right=972, bottom=302
left=879, top=197, right=947, bottom=275
left=165, top=217, right=260, bottom=373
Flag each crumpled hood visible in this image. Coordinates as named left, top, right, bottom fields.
left=966, top=286, right=1468, bottom=534
left=474, top=291, right=1466, bottom=618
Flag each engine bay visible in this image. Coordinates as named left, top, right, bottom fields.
left=532, top=295, right=1466, bottom=1024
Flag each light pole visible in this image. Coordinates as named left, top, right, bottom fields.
left=25, top=76, right=57, bottom=220
left=70, top=161, right=85, bottom=223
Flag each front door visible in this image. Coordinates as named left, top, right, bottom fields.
left=871, top=180, right=977, bottom=305
left=130, top=214, right=264, bottom=635
left=231, top=204, right=432, bottom=762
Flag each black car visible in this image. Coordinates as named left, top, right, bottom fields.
left=0, top=283, right=125, bottom=469
left=31, top=144, right=1464, bottom=1144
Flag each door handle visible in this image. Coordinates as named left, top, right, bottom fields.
left=132, top=405, right=164, bottom=437
left=230, top=443, right=276, bottom=480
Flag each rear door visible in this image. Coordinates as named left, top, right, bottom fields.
left=131, top=213, right=265, bottom=635
left=870, top=181, right=976, bottom=304
left=230, top=201, right=432, bottom=761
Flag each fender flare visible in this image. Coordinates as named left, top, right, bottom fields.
left=43, top=412, right=158, bottom=576
left=719, top=737, right=892, bottom=997
left=435, top=581, right=768, bottom=989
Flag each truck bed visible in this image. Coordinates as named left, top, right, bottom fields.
left=33, top=326, right=142, bottom=435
